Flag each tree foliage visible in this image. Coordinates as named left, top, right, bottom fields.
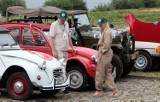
left=91, top=4, right=111, bottom=12
left=92, top=0, right=160, bottom=11
left=0, top=0, right=26, bottom=16
left=44, top=0, right=87, bottom=10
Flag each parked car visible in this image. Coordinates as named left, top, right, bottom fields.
left=0, top=23, right=123, bottom=91
left=5, top=6, right=138, bottom=76
left=0, top=27, right=70, bottom=100
left=125, top=14, right=160, bottom=71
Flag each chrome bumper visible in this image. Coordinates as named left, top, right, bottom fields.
left=40, top=75, right=70, bottom=90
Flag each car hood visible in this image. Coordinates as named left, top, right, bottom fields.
left=69, top=46, right=98, bottom=58
left=0, top=50, right=53, bottom=64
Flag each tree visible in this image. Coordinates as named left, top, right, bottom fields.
left=44, top=0, right=87, bottom=10
left=90, top=4, right=111, bottom=12
left=0, top=0, right=26, bottom=16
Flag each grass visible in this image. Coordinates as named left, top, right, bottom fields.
left=129, top=71, right=160, bottom=78
left=89, top=8, right=160, bottom=28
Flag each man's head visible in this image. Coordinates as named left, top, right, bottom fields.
left=59, top=10, right=68, bottom=24
left=97, top=18, right=108, bottom=30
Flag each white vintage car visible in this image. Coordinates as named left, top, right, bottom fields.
left=0, top=27, right=70, bottom=100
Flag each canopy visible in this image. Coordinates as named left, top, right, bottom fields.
left=6, top=6, right=87, bottom=22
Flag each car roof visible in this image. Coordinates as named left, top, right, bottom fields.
left=0, top=23, right=50, bottom=31
left=0, top=27, right=10, bottom=33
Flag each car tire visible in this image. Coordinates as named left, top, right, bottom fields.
left=122, top=60, right=135, bottom=76
left=66, top=66, right=88, bottom=91
left=6, top=72, right=33, bottom=100
left=40, top=89, right=60, bottom=96
left=112, top=54, right=123, bottom=81
left=133, top=51, right=152, bottom=72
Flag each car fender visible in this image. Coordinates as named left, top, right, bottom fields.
left=68, top=56, right=96, bottom=78
left=7, top=61, right=54, bottom=86
left=135, top=41, right=160, bottom=55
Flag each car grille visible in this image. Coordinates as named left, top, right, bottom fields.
left=53, top=69, right=63, bottom=78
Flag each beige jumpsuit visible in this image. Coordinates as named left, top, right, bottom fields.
left=95, top=26, right=117, bottom=91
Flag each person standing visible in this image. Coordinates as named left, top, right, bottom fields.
left=92, top=18, right=118, bottom=97
left=49, top=10, right=75, bottom=94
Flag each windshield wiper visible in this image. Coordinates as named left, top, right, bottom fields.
left=10, top=43, right=17, bottom=47
left=1, top=44, right=9, bottom=48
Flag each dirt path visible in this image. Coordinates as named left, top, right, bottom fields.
left=0, top=75, right=160, bottom=102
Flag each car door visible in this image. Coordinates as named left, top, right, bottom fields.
left=9, top=26, right=52, bottom=56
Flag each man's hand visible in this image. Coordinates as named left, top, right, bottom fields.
left=52, top=50, right=58, bottom=58
left=72, top=48, right=76, bottom=55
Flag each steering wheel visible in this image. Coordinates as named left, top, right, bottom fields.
left=23, top=39, right=38, bottom=46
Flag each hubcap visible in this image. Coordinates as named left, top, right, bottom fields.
left=14, top=81, right=24, bottom=93
left=69, top=70, right=83, bottom=89
left=135, top=55, right=147, bottom=70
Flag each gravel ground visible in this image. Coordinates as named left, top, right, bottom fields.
left=0, top=75, right=160, bottom=102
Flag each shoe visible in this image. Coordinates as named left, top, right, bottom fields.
left=108, top=89, right=118, bottom=97
left=92, top=90, right=103, bottom=97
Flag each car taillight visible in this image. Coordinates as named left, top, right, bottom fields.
left=28, top=51, right=53, bottom=61
left=156, top=46, right=160, bottom=53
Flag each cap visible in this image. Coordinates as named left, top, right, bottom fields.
left=97, top=18, right=107, bottom=26
left=59, top=11, right=68, bottom=20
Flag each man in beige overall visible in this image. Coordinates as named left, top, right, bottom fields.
left=49, top=10, right=75, bottom=94
left=92, top=18, right=118, bottom=97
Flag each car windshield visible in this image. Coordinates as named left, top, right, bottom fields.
left=0, top=34, right=16, bottom=46
left=74, top=14, right=90, bottom=26
left=44, top=31, right=49, bottom=38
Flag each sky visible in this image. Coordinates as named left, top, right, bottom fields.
left=25, top=0, right=111, bottom=10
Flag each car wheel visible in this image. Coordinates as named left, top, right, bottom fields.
left=67, top=66, right=88, bottom=91
left=122, top=60, right=134, bottom=76
left=6, top=72, right=33, bottom=100
left=134, top=51, right=152, bottom=71
left=40, top=89, right=60, bottom=96
left=111, top=54, right=123, bottom=81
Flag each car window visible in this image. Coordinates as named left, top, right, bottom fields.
left=32, top=29, right=46, bottom=46
left=23, top=28, right=35, bottom=46
left=10, top=28, right=20, bottom=43
left=74, top=14, right=90, bottom=26
left=22, top=28, right=47, bottom=46
left=0, top=34, right=16, bottom=46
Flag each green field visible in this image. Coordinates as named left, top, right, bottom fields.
left=1, top=8, right=160, bottom=28
left=89, top=8, right=160, bottom=28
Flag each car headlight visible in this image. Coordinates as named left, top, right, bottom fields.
left=59, top=58, right=67, bottom=66
left=40, top=60, right=46, bottom=70
left=91, top=55, right=98, bottom=64
left=129, top=40, right=133, bottom=49
left=120, top=34, right=123, bottom=42
left=55, top=76, right=64, bottom=85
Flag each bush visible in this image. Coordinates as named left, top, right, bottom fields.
left=0, top=0, right=26, bottom=16
left=44, top=0, right=87, bottom=10
left=90, top=3, right=111, bottom=12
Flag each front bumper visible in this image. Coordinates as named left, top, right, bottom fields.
left=40, top=74, right=70, bottom=90
left=151, top=54, right=160, bottom=64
